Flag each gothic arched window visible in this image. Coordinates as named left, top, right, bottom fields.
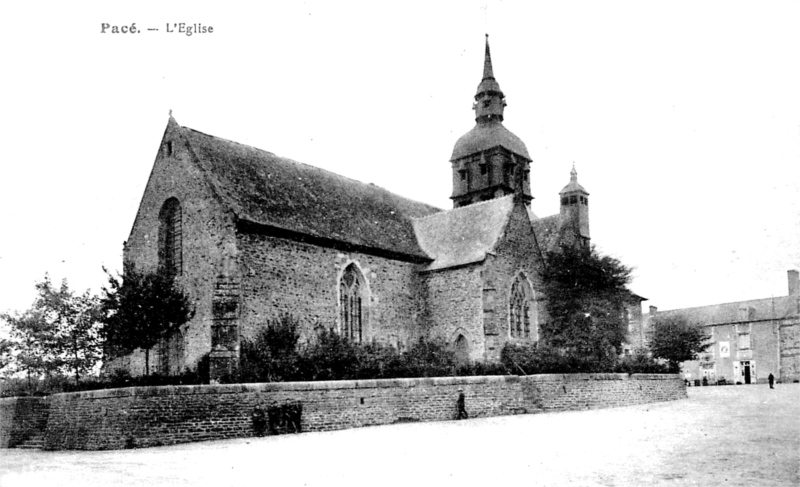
left=509, top=274, right=535, bottom=339
left=339, top=264, right=367, bottom=342
left=158, top=198, right=182, bottom=276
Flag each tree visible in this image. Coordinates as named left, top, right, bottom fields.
left=34, top=278, right=103, bottom=384
left=1, top=308, right=58, bottom=384
left=101, top=264, right=194, bottom=376
left=649, top=314, right=711, bottom=372
left=0, top=276, right=103, bottom=385
left=0, top=338, right=15, bottom=376
left=540, top=244, right=634, bottom=370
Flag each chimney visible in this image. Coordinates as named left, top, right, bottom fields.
left=649, top=305, right=658, bottom=315
left=789, top=270, right=799, bottom=296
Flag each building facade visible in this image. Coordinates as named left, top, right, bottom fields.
left=646, top=270, right=800, bottom=384
left=107, top=38, right=640, bottom=378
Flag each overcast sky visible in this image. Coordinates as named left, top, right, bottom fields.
left=1, top=1, right=798, bottom=322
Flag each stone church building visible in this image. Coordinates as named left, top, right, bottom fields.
left=110, top=39, right=635, bottom=378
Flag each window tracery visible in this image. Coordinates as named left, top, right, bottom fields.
left=510, top=275, right=534, bottom=339
left=339, top=264, right=366, bottom=342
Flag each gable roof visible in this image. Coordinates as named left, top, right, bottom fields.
left=178, top=122, right=441, bottom=259
left=412, top=195, right=516, bottom=272
left=656, top=295, right=799, bottom=326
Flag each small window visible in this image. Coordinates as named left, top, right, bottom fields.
left=523, top=170, right=529, bottom=182
left=569, top=195, right=578, bottom=205
left=459, top=170, right=467, bottom=181
left=738, top=333, right=751, bottom=350
left=158, top=198, right=182, bottom=276
left=561, top=197, right=568, bottom=206
left=166, top=141, right=173, bottom=157
left=480, top=164, right=488, bottom=175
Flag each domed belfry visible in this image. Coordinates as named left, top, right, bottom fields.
left=450, top=35, right=533, bottom=208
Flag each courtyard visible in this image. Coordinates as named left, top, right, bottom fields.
left=1, top=383, right=797, bottom=487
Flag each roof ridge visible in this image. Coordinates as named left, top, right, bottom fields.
left=659, top=294, right=794, bottom=314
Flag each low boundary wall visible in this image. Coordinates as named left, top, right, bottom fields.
left=1, top=373, right=685, bottom=450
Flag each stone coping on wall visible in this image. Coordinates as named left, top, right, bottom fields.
left=43, top=373, right=675, bottom=401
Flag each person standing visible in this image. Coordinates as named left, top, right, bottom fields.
left=456, top=391, right=468, bottom=420
left=768, top=373, right=775, bottom=389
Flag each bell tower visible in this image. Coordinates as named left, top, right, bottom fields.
left=559, top=165, right=591, bottom=247
left=450, top=35, right=533, bottom=208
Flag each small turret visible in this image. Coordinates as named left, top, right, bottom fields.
left=559, top=165, right=590, bottom=246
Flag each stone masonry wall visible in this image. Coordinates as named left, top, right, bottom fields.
left=422, top=265, right=485, bottom=361
left=0, top=374, right=685, bottom=451
left=0, top=397, right=49, bottom=448
left=779, top=319, right=800, bottom=381
left=237, top=232, right=426, bottom=348
left=482, top=201, right=547, bottom=361
left=111, top=120, right=239, bottom=376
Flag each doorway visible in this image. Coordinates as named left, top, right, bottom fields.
left=454, top=335, right=469, bottom=367
left=740, top=361, right=756, bottom=384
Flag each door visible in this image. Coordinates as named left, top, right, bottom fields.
left=742, top=361, right=751, bottom=384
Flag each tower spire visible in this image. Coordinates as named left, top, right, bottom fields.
left=474, top=34, right=505, bottom=123
left=483, top=34, right=495, bottom=81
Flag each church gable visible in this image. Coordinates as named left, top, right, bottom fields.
left=121, top=117, right=240, bottom=375
left=480, top=200, right=546, bottom=359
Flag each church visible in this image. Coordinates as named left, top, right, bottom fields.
left=109, top=38, right=635, bottom=378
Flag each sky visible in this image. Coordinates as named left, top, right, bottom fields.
left=1, top=1, right=798, bottom=324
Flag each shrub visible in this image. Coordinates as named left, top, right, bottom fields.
left=238, top=314, right=302, bottom=382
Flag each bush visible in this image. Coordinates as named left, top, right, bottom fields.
left=238, top=314, right=302, bottom=382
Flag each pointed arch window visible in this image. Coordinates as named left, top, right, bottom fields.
left=339, top=264, right=367, bottom=342
left=159, top=198, right=182, bottom=276
left=509, top=275, right=535, bottom=339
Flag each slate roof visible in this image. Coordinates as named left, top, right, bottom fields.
left=656, top=295, right=799, bottom=326
left=450, top=121, right=530, bottom=161
left=412, top=196, right=516, bottom=272
left=180, top=124, right=441, bottom=259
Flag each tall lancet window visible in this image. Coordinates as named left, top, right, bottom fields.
left=339, top=264, right=367, bottom=342
left=509, top=274, right=534, bottom=339
left=158, top=198, right=182, bottom=277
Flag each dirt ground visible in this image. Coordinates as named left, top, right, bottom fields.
left=1, top=383, right=798, bottom=487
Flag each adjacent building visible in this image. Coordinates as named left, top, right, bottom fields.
left=646, top=270, right=800, bottom=384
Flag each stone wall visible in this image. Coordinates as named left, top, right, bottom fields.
left=422, top=265, right=485, bottom=361
left=112, top=119, right=238, bottom=376
left=482, top=201, right=547, bottom=361
left=1, top=374, right=685, bottom=451
left=236, top=231, right=426, bottom=348
left=779, top=319, right=800, bottom=381
left=0, top=396, right=49, bottom=448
